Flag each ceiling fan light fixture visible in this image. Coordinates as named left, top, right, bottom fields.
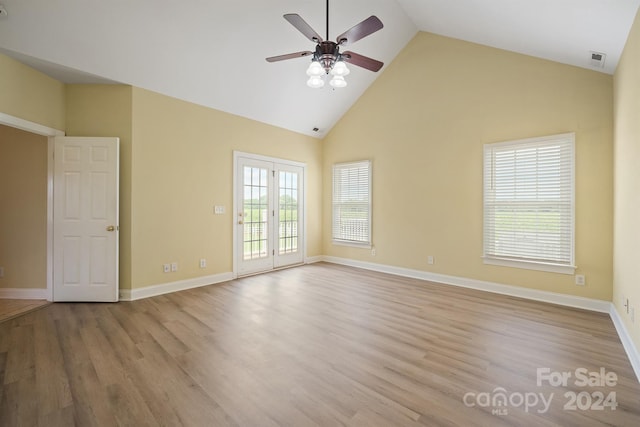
left=331, top=60, right=350, bottom=76
left=306, top=60, right=324, bottom=77
left=267, top=0, right=384, bottom=89
left=329, top=75, right=347, bottom=88
left=307, top=75, right=325, bottom=88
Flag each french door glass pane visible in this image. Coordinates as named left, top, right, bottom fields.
left=279, top=171, right=298, bottom=255
left=243, top=166, right=269, bottom=260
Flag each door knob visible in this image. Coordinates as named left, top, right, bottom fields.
left=238, top=220, right=244, bottom=225
left=106, top=225, right=116, bottom=232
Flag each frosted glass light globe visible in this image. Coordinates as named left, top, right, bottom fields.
left=307, top=75, right=325, bottom=88
left=306, top=61, right=324, bottom=77
left=331, top=61, right=350, bottom=77
left=329, top=75, right=347, bottom=88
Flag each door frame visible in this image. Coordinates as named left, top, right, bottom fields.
left=0, top=112, right=65, bottom=301
left=232, top=151, right=307, bottom=278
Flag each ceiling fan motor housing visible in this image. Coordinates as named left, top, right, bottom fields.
left=315, top=41, right=341, bottom=73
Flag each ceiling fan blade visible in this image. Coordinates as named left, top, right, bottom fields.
left=266, top=51, right=314, bottom=62
left=283, top=14, right=323, bottom=43
left=336, top=16, right=383, bottom=46
left=342, top=51, right=384, bottom=72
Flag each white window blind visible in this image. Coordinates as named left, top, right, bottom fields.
left=483, top=133, right=575, bottom=273
left=333, top=161, right=371, bottom=246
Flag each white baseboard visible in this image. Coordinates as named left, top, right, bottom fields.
left=322, top=256, right=611, bottom=312
left=609, top=304, right=640, bottom=381
left=119, top=272, right=234, bottom=301
left=0, top=288, right=48, bottom=300
left=305, top=255, right=324, bottom=264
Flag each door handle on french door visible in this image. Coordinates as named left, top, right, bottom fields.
left=106, top=225, right=116, bottom=232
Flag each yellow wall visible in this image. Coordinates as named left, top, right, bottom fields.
left=1, top=80, right=322, bottom=293
left=65, top=85, right=134, bottom=289
left=0, top=53, right=65, bottom=130
left=130, top=88, right=322, bottom=288
left=0, top=125, right=48, bottom=289
left=323, top=32, right=614, bottom=301
left=613, top=10, right=640, bottom=351
left=0, top=38, right=617, bottom=302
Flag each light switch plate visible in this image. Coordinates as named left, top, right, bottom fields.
left=214, top=205, right=225, bottom=214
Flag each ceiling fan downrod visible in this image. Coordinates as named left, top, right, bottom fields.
left=326, top=0, right=330, bottom=42
left=313, top=0, right=341, bottom=74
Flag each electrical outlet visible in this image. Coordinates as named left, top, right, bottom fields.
left=171, top=262, right=178, bottom=272
left=427, top=256, right=434, bottom=265
left=199, top=258, right=206, bottom=268
left=0, top=266, right=4, bottom=278
left=371, top=248, right=376, bottom=256
left=163, top=264, right=170, bottom=273
left=575, top=275, right=585, bottom=286
left=214, top=206, right=225, bottom=214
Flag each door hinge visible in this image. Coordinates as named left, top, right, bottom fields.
left=272, top=249, right=275, bottom=256
left=272, top=210, right=275, bottom=217
left=272, top=170, right=275, bottom=177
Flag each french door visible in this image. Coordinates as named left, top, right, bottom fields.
left=235, top=154, right=305, bottom=276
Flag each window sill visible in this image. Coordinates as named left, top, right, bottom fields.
left=483, top=256, right=576, bottom=275
left=332, top=240, right=372, bottom=250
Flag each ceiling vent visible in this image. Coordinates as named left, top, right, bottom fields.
left=590, top=51, right=606, bottom=69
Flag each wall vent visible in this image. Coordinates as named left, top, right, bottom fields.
left=590, top=51, right=606, bottom=68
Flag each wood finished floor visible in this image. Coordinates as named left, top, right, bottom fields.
left=0, top=299, right=49, bottom=324
left=0, top=263, right=639, bottom=426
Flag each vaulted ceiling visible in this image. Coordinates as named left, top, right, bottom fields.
left=0, top=0, right=638, bottom=137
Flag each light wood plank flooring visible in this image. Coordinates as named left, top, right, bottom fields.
left=0, top=299, right=49, bottom=323
left=1, top=263, right=639, bottom=426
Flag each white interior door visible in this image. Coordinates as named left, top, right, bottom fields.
left=53, top=137, right=119, bottom=302
left=236, top=154, right=304, bottom=276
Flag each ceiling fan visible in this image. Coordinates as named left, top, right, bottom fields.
left=266, top=0, right=384, bottom=88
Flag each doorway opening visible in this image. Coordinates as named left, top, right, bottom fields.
left=0, top=113, right=65, bottom=301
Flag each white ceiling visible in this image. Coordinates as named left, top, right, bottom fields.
left=0, top=0, right=638, bottom=138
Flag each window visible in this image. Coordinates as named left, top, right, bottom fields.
left=333, top=160, right=371, bottom=247
left=483, top=133, right=575, bottom=274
